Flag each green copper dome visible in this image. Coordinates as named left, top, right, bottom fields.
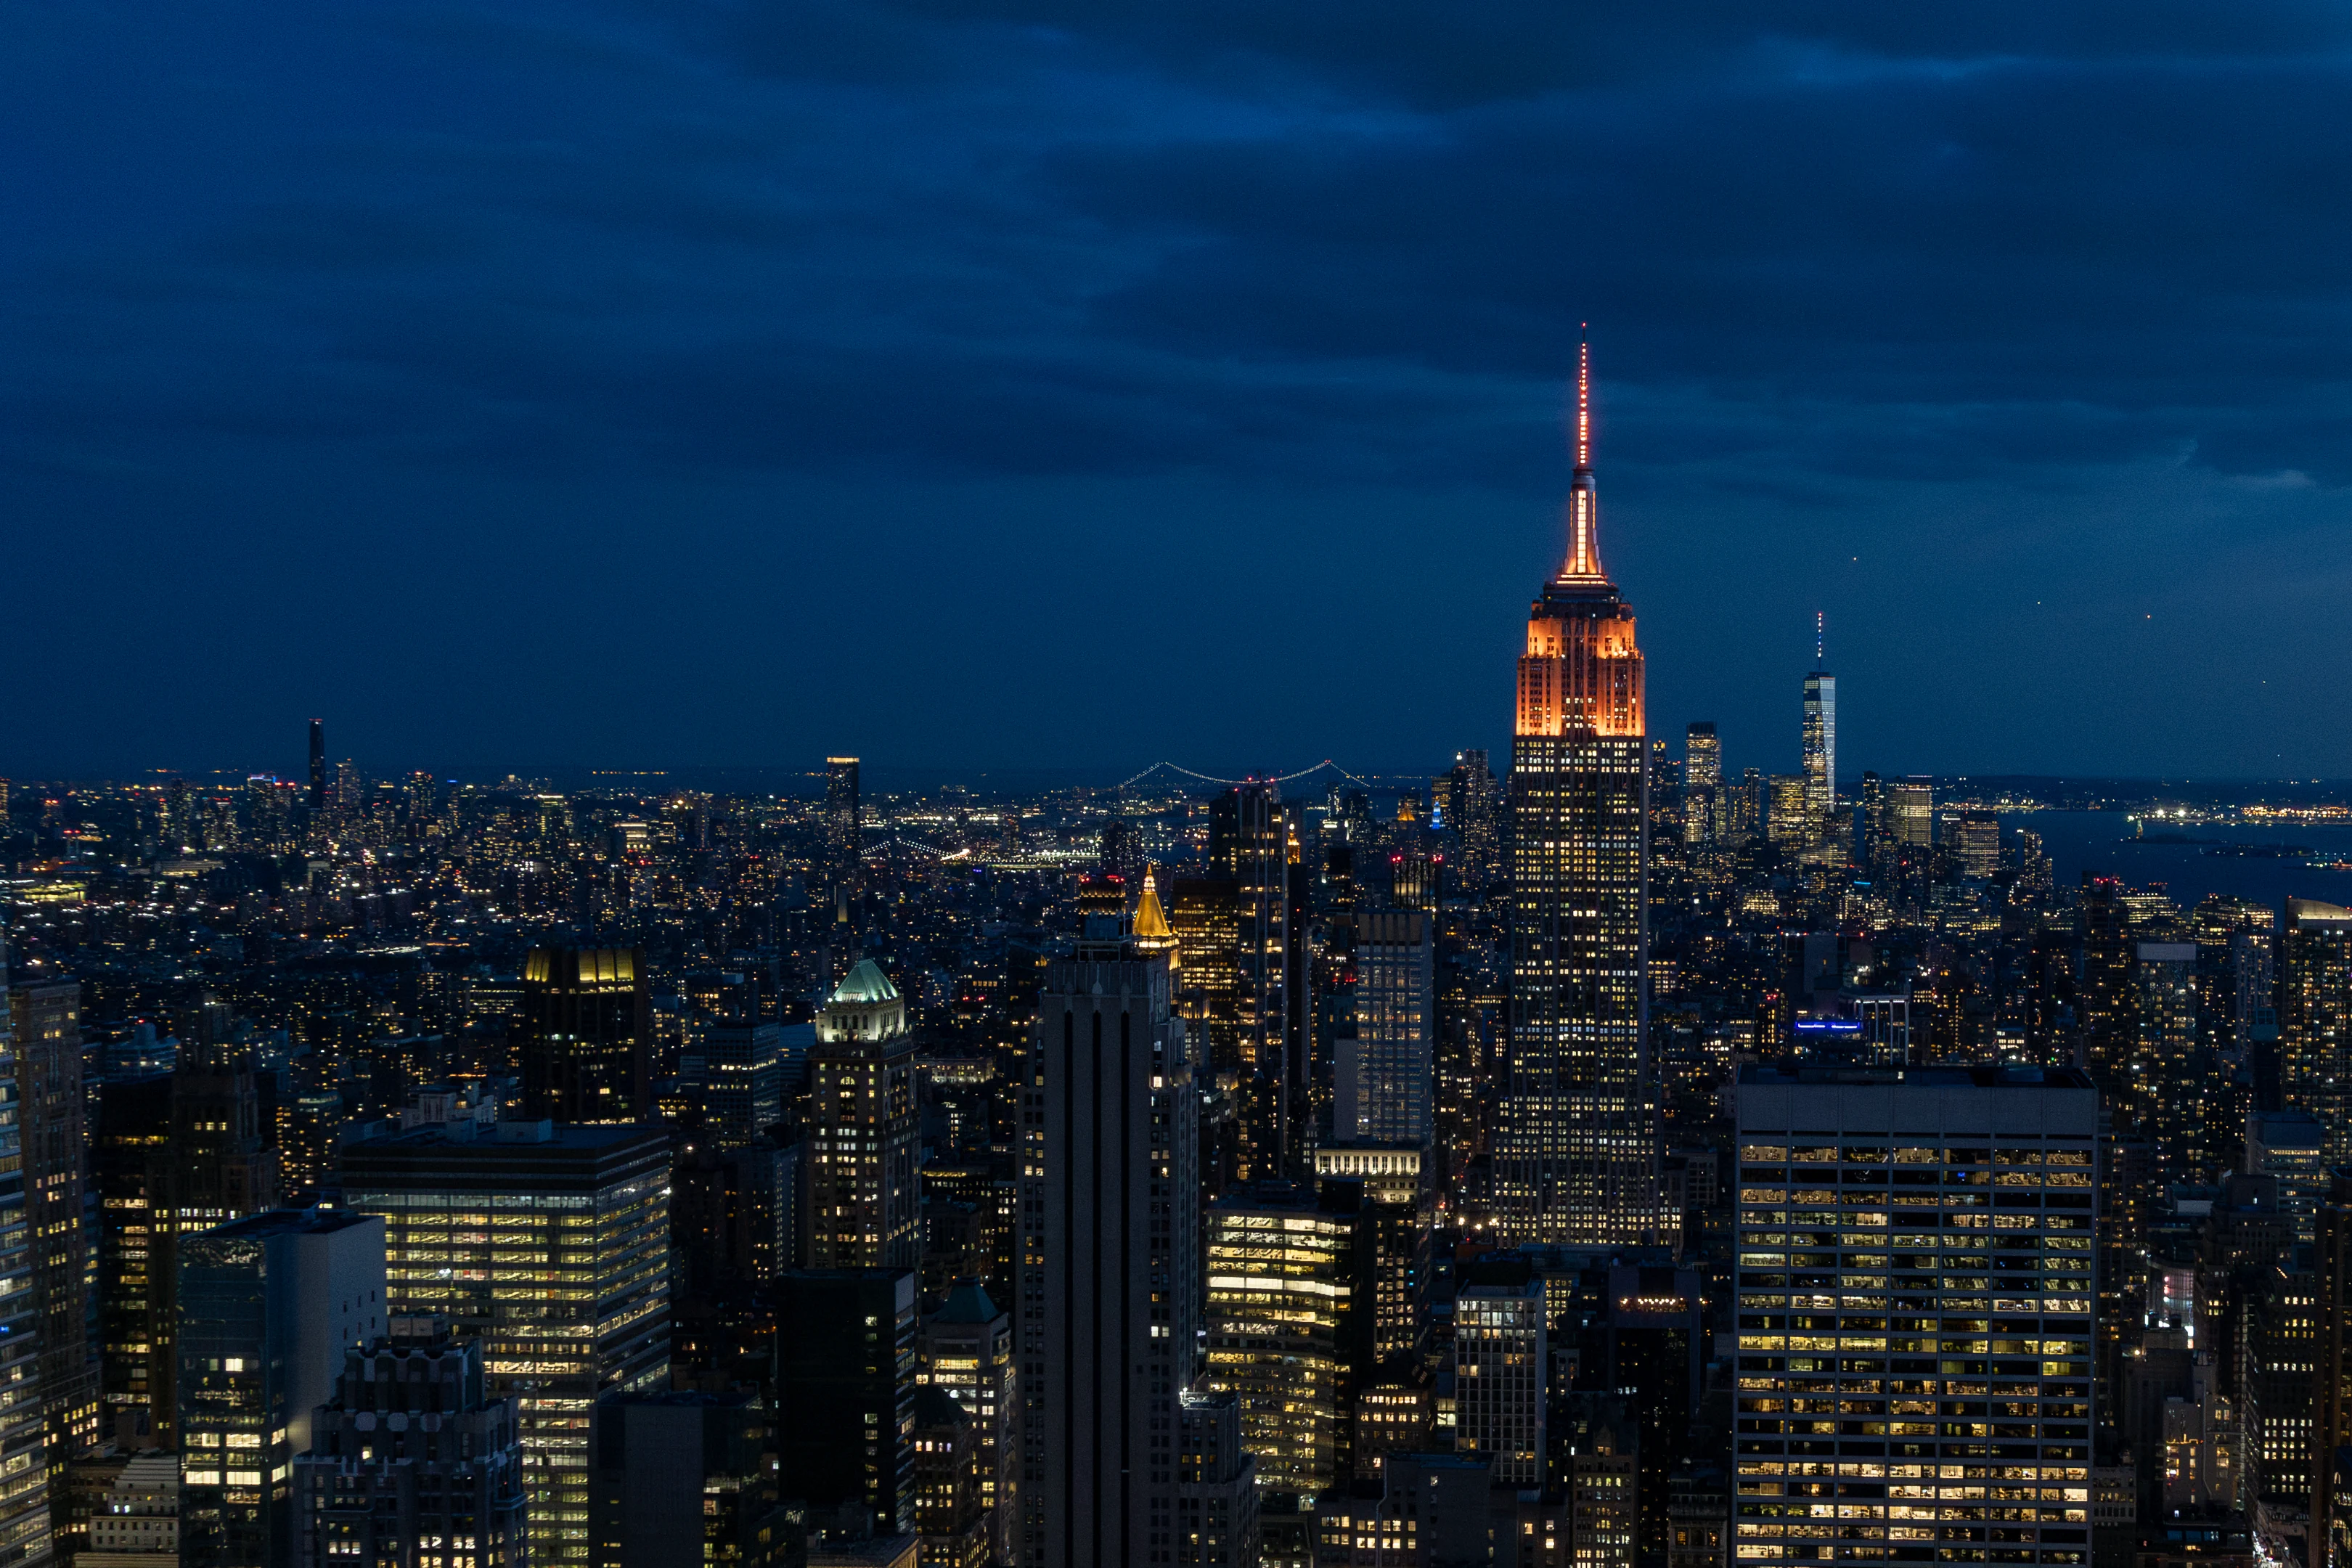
left=829, top=958, right=899, bottom=1005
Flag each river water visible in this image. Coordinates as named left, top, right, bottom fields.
left=2012, top=809, right=2352, bottom=918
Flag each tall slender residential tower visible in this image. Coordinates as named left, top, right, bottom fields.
left=1800, top=614, right=1837, bottom=849
left=307, top=719, right=326, bottom=809
left=825, top=756, right=862, bottom=902
left=1683, top=722, right=1720, bottom=846
left=1211, top=781, right=1292, bottom=1179
left=1500, top=338, right=1660, bottom=1245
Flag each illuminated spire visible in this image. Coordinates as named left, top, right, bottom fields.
left=1134, top=864, right=1172, bottom=939
left=1816, top=611, right=1825, bottom=667
left=1575, top=331, right=1592, bottom=472
left=1560, top=327, right=1606, bottom=581
left=1132, top=863, right=1178, bottom=973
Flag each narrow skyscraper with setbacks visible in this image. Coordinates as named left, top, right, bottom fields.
left=1498, top=337, right=1665, bottom=1245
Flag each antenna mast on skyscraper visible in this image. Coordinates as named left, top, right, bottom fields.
left=1575, top=324, right=1591, bottom=472
left=1815, top=611, right=1824, bottom=667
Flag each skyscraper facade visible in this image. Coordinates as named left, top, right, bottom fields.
left=176, top=1209, right=387, bottom=1568
left=774, top=1267, right=919, bottom=1535
left=1801, top=618, right=1837, bottom=850
left=1732, top=1064, right=2099, bottom=1568
left=1684, top=722, right=1720, bottom=846
left=1201, top=1182, right=1362, bottom=1503
left=1017, top=916, right=1200, bottom=1567
left=918, top=1280, right=1017, bottom=1566
left=9, top=979, right=98, bottom=1516
left=293, top=1318, right=529, bottom=1568
left=1500, top=340, right=1659, bottom=1246
left=307, top=719, right=325, bottom=809
left=517, top=947, right=652, bottom=1124
left=340, top=1122, right=672, bottom=1565
left=0, top=950, right=45, bottom=1568
left=826, top=756, right=862, bottom=900
left=1212, top=780, right=1294, bottom=1180
left=1448, top=748, right=1503, bottom=892
left=1335, top=910, right=1433, bottom=1147
left=1455, top=1280, right=1548, bottom=1487
left=2279, top=898, right=2352, bottom=1164
left=1890, top=780, right=1934, bottom=849
left=807, top=960, right=921, bottom=1271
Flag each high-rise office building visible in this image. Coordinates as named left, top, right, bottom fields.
left=1449, top=749, right=1503, bottom=892
left=807, top=960, right=920, bottom=1271
left=1201, top=1182, right=1365, bottom=1503
left=1018, top=912, right=1201, bottom=1567
left=689, top=976, right=785, bottom=1148
left=1685, top=722, right=1721, bottom=847
left=1175, top=1390, right=1261, bottom=1568
left=1947, top=812, right=1999, bottom=878
left=588, top=1390, right=797, bottom=1568
left=1732, top=1064, right=2099, bottom=1568
left=1857, top=770, right=1888, bottom=869
left=1336, top=910, right=1433, bottom=1147
left=1801, top=617, right=1836, bottom=848
left=340, top=1122, right=672, bottom=1565
left=826, top=756, right=862, bottom=899
left=1171, top=873, right=1241, bottom=1079
left=2312, top=1172, right=2352, bottom=1568
left=1500, top=339, right=1659, bottom=1246
left=95, top=1067, right=173, bottom=1443
left=1765, top=775, right=1811, bottom=852
left=913, top=1386, right=989, bottom=1568
left=1310, top=1148, right=1432, bottom=1373
left=9, top=979, right=98, bottom=1518
left=518, top=947, right=652, bottom=1124
left=919, top=1280, right=1017, bottom=1567
left=99, top=1037, right=284, bottom=1448
left=293, top=1317, right=528, bottom=1568
left=176, top=1209, right=387, bottom=1568
left=306, top=719, right=325, bottom=809
left=1890, top=780, right=1933, bottom=849
left=2131, top=942, right=2216, bottom=1185
left=1455, top=1280, right=1548, bottom=1487
left=2279, top=898, right=2352, bottom=1164
left=1212, top=780, right=1294, bottom=1180
left=774, top=1267, right=918, bottom=1535
left=0, top=951, right=44, bottom=1568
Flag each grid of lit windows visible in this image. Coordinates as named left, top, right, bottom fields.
left=1733, top=1132, right=2096, bottom=1565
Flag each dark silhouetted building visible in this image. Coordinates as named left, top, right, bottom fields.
left=293, top=1317, right=528, bottom=1568
left=518, top=947, right=652, bottom=1124
left=589, top=1389, right=799, bottom=1568
left=774, top=1268, right=917, bottom=1536
left=176, top=1209, right=386, bottom=1568
left=1019, top=912, right=1201, bottom=1566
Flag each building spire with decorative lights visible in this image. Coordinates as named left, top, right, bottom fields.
left=1561, top=327, right=1606, bottom=582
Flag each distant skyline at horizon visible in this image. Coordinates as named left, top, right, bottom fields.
left=13, top=751, right=2352, bottom=800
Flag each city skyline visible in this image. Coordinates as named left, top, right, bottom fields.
left=10, top=6, right=2352, bottom=1567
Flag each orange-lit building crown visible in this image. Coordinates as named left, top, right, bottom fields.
left=1516, top=338, right=1643, bottom=740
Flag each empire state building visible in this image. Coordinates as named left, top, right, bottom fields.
left=1497, top=340, right=1663, bottom=1244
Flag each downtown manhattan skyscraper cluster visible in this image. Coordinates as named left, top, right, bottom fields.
left=2, top=347, right=2352, bottom=1568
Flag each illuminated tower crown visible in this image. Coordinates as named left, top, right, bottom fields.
left=1516, top=332, right=1644, bottom=740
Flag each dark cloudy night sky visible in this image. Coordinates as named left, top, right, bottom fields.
left=6, top=1, right=2351, bottom=783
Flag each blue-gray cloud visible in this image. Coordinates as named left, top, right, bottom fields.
left=3, top=0, right=2350, bottom=777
